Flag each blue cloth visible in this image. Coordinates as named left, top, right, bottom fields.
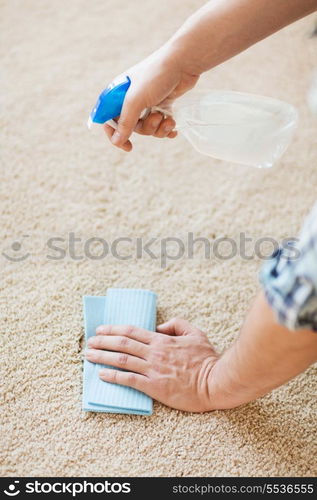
left=260, top=203, right=317, bottom=331
left=83, top=288, right=156, bottom=415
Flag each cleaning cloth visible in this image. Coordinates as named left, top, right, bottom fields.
left=83, top=288, right=156, bottom=415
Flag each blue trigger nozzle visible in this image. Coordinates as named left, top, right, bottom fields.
left=88, top=75, right=131, bottom=126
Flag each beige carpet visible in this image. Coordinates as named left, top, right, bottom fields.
left=1, top=0, right=317, bottom=477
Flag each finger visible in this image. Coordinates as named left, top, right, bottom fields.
left=87, top=335, right=148, bottom=359
left=96, top=324, right=154, bottom=344
left=99, top=368, right=149, bottom=393
left=134, top=112, right=163, bottom=136
left=86, top=348, right=148, bottom=374
left=103, top=122, right=117, bottom=140
left=103, top=123, right=132, bottom=152
left=111, top=91, right=144, bottom=147
left=157, top=317, right=200, bottom=336
left=153, top=117, right=176, bottom=138
left=167, top=130, right=178, bottom=139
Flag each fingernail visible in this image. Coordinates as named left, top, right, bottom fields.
left=111, top=131, right=121, bottom=145
left=100, top=369, right=110, bottom=377
left=96, top=326, right=105, bottom=334
left=85, top=349, right=93, bottom=357
left=87, top=338, right=93, bottom=347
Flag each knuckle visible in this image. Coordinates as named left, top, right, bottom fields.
left=150, top=362, right=164, bottom=374
left=159, top=335, right=172, bottom=346
left=118, top=353, right=128, bottom=366
left=124, top=325, right=135, bottom=336
left=127, top=373, right=137, bottom=386
left=153, top=351, right=167, bottom=363
left=119, top=336, right=129, bottom=348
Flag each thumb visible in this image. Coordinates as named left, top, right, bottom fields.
left=157, top=317, right=200, bottom=337
left=111, top=90, right=144, bottom=148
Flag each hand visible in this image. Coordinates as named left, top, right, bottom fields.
left=85, top=318, right=219, bottom=412
left=105, top=46, right=199, bottom=151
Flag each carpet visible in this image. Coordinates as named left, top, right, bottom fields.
left=1, top=0, right=316, bottom=477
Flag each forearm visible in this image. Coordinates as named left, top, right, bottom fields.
left=209, top=291, right=317, bottom=409
left=167, top=0, right=317, bottom=75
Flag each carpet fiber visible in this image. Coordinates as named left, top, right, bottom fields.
left=1, top=0, right=316, bottom=477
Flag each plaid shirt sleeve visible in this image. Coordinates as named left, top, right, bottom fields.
left=260, top=203, right=317, bottom=332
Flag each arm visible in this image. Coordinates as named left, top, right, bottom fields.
left=208, top=291, right=317, bottom=410
left=85, top=291, right=317, bottom=412
left=107, top=0, right=317, bottom=150
left=168, top=0, right=317, bottom=76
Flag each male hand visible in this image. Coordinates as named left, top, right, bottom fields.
left=86, top=318, right=219, bottom=412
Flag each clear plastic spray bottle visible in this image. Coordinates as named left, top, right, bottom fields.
left=88, top=76, right=298, bottom=168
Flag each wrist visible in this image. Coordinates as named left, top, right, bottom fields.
left=162, top=36, right=204, bottom=78
left=206, top=350, right=254, bottom=410
left=205, top=359, right=236, bottom=411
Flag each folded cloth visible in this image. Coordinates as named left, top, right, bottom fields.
left=83, top=288, right=156, bottom=415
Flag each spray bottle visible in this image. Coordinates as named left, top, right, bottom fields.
left=88, top=76, right=298, bottom=168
